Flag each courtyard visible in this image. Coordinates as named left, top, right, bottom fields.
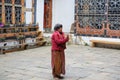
left=0, top=45, right=120, bottom=80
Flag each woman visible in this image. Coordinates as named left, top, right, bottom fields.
left=51, top=24, right=69, bottom=79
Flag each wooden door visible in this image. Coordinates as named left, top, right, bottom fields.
left=44, top=0, right=52, bottom=32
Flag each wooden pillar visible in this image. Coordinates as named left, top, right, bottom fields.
left=32, top=0, right=34, bottom=24
left=75, top=0, right=79, bottom=34
left=12, top=0, right=15, bottom=24
left=32, top=0, right=37, bottom=24
left=21, top=0, right=25, bottom=24
left=2, top=0, right=5, bottom=24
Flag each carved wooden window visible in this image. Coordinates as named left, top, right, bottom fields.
left=0, top=5, right=1, bottom=21
left=75, top=0, right=120, bottom=38
left=15, top=0, right=21, bottom=5
left=5, top=0, right=12, bottom=3
left=15, top=7, right=21, bottom=23
left=0, top=0, right=24, bottom=24
left=5, top=6, right=12, bottom=24
left=108, top=0, right=120, bottom=30
left=0, top=5, right=1, bottom=14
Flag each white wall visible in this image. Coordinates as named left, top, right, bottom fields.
left=36, top=0, right=44, bottom=31
left=26, top=0, right=75, bottom=32
left=25, top=0, right=44, bottom=31
left=26, top=0, right=120, bottom=46
left=25, top=0, right=32, bottom=24
left=52, top=0, right=75, bottom=32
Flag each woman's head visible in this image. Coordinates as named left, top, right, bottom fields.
left=54, top=24, right=63, bottom=32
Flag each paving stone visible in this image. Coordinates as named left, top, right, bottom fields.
left=0, top=45, right=120, bottom=80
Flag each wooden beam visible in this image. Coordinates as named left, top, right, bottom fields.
left=2, top=0, right=5, bottom=24
left=90, top=40, right=120, bottom=47
left=12, top=0, right=15, bottom=24
left=21, top=0, right=25, bottom=24
left=32, top=0, right=34, bottom=24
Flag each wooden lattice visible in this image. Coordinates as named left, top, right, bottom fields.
left=75, top=0, right=120, bottom=38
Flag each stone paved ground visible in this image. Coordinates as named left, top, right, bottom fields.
left=0, top=45, right=120, bottom=80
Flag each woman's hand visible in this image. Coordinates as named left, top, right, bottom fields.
left=65, top=34, right=69, bottom=40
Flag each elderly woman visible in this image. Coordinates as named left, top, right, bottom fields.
left=51, top=24, right=69, bottom=79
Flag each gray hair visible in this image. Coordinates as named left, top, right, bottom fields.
left=54, top=24, right=63, bottom=31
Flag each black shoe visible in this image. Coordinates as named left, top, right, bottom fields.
left=56, top=75, right=64, bottom=79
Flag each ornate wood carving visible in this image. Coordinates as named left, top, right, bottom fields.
left=75, top=0, right=120, bottom=38
left=0, top=0, right=24, bottom=24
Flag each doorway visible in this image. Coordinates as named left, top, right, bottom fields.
left=44, top=0, right=52, bottom=32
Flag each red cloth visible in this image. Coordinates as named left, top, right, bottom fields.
left=51, top=50, right=65, bottom=75
left=51, top=31, right=69, bottom=51
left=51, top=31, right=69, bottom=75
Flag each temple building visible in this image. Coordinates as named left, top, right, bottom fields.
left=0, top=0, right=120, bottom=52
